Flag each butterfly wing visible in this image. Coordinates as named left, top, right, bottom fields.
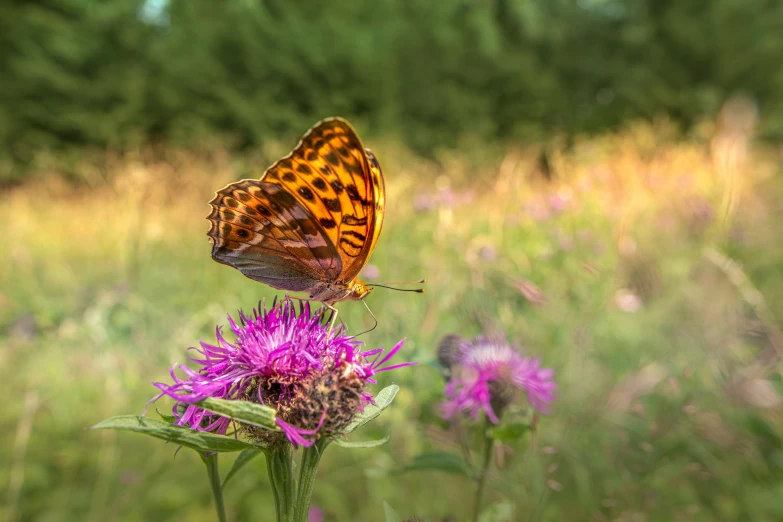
left=207, top=179, right=341, bottom=291
left=262, top=117, right=385, bottom=283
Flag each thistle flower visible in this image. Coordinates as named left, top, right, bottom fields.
left=151, top=297, right=414, bottom=447
left=440, top=335, right=556, bottom=424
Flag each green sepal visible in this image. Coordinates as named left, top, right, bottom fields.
left=198, top=396, right=278, bottom=431
left=155, top=408, right=176, bottom=424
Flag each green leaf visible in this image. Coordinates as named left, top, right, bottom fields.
left=333, top=432, right=390, bottom=449
left=222, top=448, right=264, bottom=488
left=489, top=422, right=531, bottom=442
left=383, top=501, right=401, bottom=522
left=404, top=451, right=473, bottom=478
left=92, top=415, right=258, bottom=453
left=343, top=385, right=399, bottom=434
left=198, top=397, right=278, bottom=431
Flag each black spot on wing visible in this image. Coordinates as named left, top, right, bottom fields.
left=343, top=230, right=366, bottom=242
left=297, top=164, right=312, bottom=175
left=319, top=217, right=337, bottom=229
left=325, top=152, right=340, bottom=166
left=298, top=186, right=315, bottom=201
left=342, top=215, right=367, bottom=226
left=283, top=172, right=296, bottom=182
left=330, top=179, right=344, bottom=194
left=323, top=198, right=341, bottom=212
left=340, top=237, right=363, bottom=252
left=279, top=158, right=293, bottom=171
left=346, top=184, right=369, bottom=205
left=312, top=178, right=327, bottom=191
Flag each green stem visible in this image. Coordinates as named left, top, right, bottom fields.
left=267, top=445, right=295, bottom=522
left=204, top=453, right=227, bottom=522
left=472, top=421, right=494, bottom=522
left=294, top=439, right=330, bottom=522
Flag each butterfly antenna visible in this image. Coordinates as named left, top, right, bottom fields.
left=367, top=279, right=425, bottom=293
left=372, top=279, right=426, bottom=285
left=357, top=300, right=379, bottom=336
left=367, top=284, right=425, bottom=294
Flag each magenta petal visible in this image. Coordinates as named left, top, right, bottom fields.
left=149, top=297, right=414, bottom=444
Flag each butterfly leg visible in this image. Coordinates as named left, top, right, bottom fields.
left=324, top=303, right=340, bottom=335
left=287, top=295, right=341, bottom=335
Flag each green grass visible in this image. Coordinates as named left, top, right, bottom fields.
left=2, top=125, right=783, bottom=521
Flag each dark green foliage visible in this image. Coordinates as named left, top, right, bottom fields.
left=2, top=0, right=783, bottom=182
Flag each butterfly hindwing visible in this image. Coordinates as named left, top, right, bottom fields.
left=207, top=179, right=342, bottom=288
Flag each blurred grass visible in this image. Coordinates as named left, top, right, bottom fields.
left=2, top=121, right=783, bottom=521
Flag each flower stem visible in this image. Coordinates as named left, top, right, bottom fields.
left=293, top=438, right=330, bottom=522
left=203, top=453, right=227, bottom=522
left=472, top=420, right=494, bottom=522
left=267, top=444, right=295, bottom=522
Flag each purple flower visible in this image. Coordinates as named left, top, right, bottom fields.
left=151, top=297, right=415, bottom=447
left=440, top=336, right=556, bottom=423
left=308, top=505, right=325, bottom=522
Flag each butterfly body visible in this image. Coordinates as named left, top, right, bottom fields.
left=207, top=118, right=383, bottom=307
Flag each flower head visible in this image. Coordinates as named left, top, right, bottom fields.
left=152, top=297, right=414, bottom=447
left=440, top=335, right=555, bottom=423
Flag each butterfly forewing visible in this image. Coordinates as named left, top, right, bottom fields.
left=207, top=117, right=384, bottom=296
left=260, top=118, right=384, bottom=282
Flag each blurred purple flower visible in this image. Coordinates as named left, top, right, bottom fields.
left=523, top=199, right=551, bottom=222
left=440, top=336, right=556, bottom=423
left=478, top=246, right=498, bottom=262
left=361, top=263, right=381, bottom=281
left=152, top=297, right=415, bottom=447
left=413, top=188, right=474, bottom=213
left=548, top=193, right=570, bottom=212
left=615, top=288, right=642, bottom=313
left=308, top=505, right=325, bottom=522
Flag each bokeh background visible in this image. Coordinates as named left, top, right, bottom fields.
left=2, top=1, right=783, bottom=521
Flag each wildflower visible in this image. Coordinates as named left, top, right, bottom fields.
left=308, top=505, right=325, bottom=522
left=152, top=297, right=414, bottom=447
left=615, top=288, right=642, bottom=313
left=516, top=278, right=547, bottom=307
left=361, top=263, right=381, bottom=281
left=440, top=335, right=555, bottom=423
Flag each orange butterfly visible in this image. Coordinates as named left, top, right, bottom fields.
left=207, top=118, right=390, bottom=316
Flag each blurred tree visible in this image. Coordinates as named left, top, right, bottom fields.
left=1, top=0, right=155, bottom=174
left=2, top=0, right=782, bottom=181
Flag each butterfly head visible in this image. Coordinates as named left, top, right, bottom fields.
left=348, top=280, right=373, bottom=301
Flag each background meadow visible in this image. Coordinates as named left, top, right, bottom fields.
left=2, top=1, right=783, bottom=521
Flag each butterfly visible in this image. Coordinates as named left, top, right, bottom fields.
left=207, top=117, right=386, bottom=314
